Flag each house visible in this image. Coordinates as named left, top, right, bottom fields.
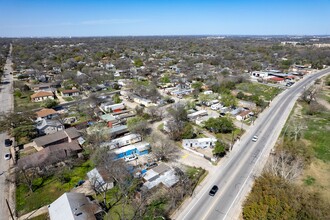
left=31, top=83, right=56, bottom=92
left=267, top=77, right=285, bottom=83
left=99, top=103, right=125, bottom=113
left=132, top=95, right=154, bottom=107
left=187, top=110, right=208, bottom=120
left=87, top=167, right=115, bottom=193
left=101, top=133, right=142, bottom=150
left=36, top=119, right=64, bottom=135
left=251, top=71, right=269, bottom=78
left=99, top=114, right=117, bottom=124
left=238, top=100, right=256, bottom=109
left=18, top=141, right=82, bottom=170
left=48, top=192, right=103, bottom=220
left=30, top=91, right=54, bottom=102
left=230, top=108, right=243, bottom=116
left=33, top=127, right=81, bottom=148
left=182, top=138, right=217, bottom=149
left=86, top=124, right=128, bottom=138
left=61, top=89, right=80, bottom=97
left=143, top=163, right=179, bottom=189
left=114, top=141, right=151, bottom=159
left=195, top=115, right=217, bottom=126
left=236, top=110, right=252, bottom=121
left=36, top=108, right=59, bottom=120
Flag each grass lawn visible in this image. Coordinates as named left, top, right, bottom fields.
left=236, top=82, right=282, bottom=101
left=29, top=213, right=48, bottom=220
left=16, top=160, right=93, bottom=216
left=279, top=98, right=330, bottom=202
left=63, top=96, right=74, bottom=102
left=216, top=128, right=242, bottom=145
left=99, top=166, right=206, bottom=220
left=303, top=112, right=330, bottom=162
left=14, top=91, right=41, bottom=112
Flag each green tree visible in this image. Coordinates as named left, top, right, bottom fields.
left=112, top=93, right=121, bottom=104
left=191, top=81, right=203, bottom=92
left=160, top=74, right=170, bottom=84
left=41, top=98, right=59, bottom=108
left=0, top=111, right=36, bottom=144
left=251, top=62, right=262, bottom=71
left=221, top=93, right=237, bottom=107
left=127, top=116, right=149, bottom=137
left=181, top=123, right=195, bottom=139
left=236, top=91, right=245, bottom=100
left=212, top=141, right=228, bottom=157
left=204, top=117, right=234, bottom=134
left=134, top=58, right=144, bottom=67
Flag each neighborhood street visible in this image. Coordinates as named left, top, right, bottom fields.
left=0, top=44, right=14, bottom=220
left=174, top=68, right=330, bottom=220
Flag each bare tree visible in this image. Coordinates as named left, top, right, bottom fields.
left=288, top=119, right=306, bottom=141
left=301, top=85, right=318, bottom=105
left=148, top=106, right=164, bottom=122
left=148, top=132, right=180, bottom=161
left=91, top=148, right=136, bottom=212
left=265, top=150, right=304, bottom=182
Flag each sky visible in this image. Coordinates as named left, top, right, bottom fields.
left=0, top=0, right=329, bottom=37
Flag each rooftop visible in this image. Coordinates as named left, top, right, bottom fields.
left=30, top=91, right=53, bottom=99
left=36, top=108, right=58, bottom=118
left=48, top=192, right=101, bottom=220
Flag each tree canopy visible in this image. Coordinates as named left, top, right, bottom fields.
left=204, top=117, right=234, bottom=134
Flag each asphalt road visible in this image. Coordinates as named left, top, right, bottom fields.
left=0, top=44, right=14, bottom=220
left=175, top=68, right=330, bottom=220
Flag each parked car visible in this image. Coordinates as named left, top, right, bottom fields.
left=5, top=139, right=13, bottom=147
left=209, top=185, right=219, bottom=196
left=211, top=103, right=222, bottom=110
left=124, top=155, right=138, bottom=162
left=252, top=135, right=258, bottom=142
left=4, top=153, right=11, bottom=160
left=146, top=162, right=158, bottom=169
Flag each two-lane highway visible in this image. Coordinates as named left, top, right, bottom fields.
left=175, top=68, right=330, bottom=220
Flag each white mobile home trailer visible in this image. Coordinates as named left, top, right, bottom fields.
left=187, top=110, right=208, bottom=120
left=101, top=133, right=142, bottom=150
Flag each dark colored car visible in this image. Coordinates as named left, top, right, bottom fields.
left=209, top=185, right=219, bottom=196
left=5, top=139, right=12, bottom=147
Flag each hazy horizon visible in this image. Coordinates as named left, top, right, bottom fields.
left=1, top=0, right=330, bottom=37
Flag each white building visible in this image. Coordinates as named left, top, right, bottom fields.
left=100, top=133, right=142, bottom=149
left=182, top=138, right=217, bottom=149
left=87, top=167, right=114, bottom=193
left=100, top=102, right=125, bottom=112
left=187, top=110, right=208, bottom=120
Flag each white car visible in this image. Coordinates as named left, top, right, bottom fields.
left=252, top=135, right=258, bottom=142
left=211, top=103, right=222, bottom=110
left=124, top=155, right=138, bottom=162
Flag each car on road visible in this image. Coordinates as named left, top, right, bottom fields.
left=5, top=139, right=12, bottom=147
left=252, top=135, right=258, bottom=142
left=4, top=153, right=11, bottom=160
left=209, top=185, right=219, bottom=196
left=124, top=155, right=138, bottom=162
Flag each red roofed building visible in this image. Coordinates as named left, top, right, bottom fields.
left=268, top=77, right=285, bottom=83
left=31, top=91, right=55, bottom=102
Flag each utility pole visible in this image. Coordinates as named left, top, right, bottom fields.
left=230, top=130, right=235, bottom=151
left=6, top=199, right=14, bottom=220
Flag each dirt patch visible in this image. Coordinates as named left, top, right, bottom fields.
left=292, top=102, right=303, bottom=119
left=298, top=160, right=330, bottom=203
